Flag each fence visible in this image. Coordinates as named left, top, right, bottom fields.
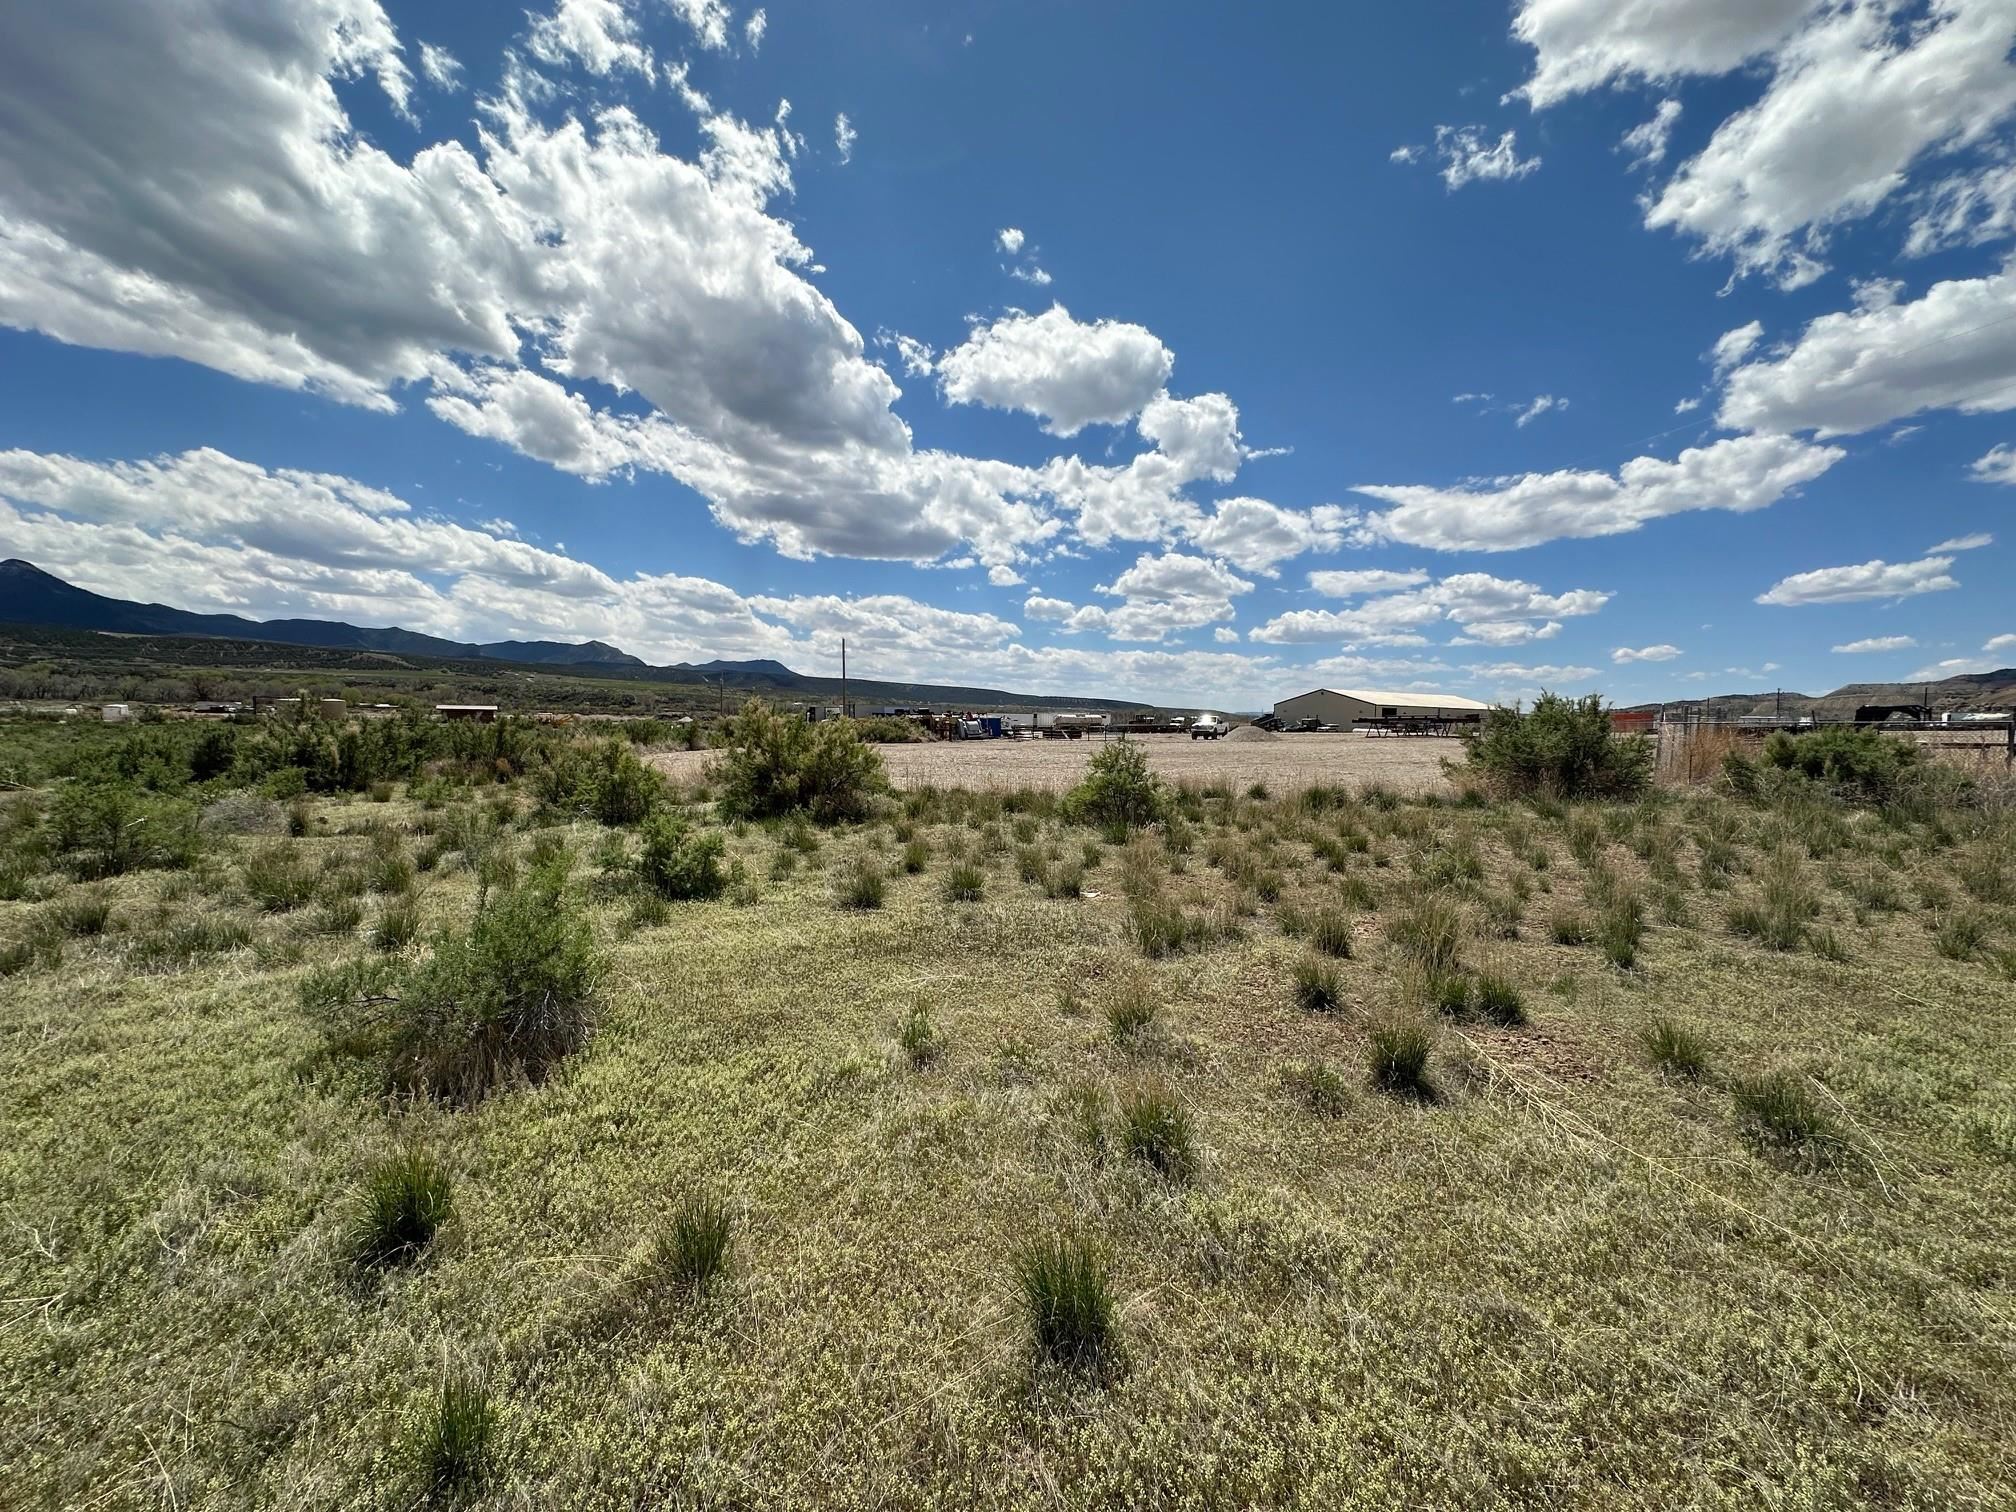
left=1653, top=715, right=2015, bottom=786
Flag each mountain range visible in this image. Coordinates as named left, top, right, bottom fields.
left=5, top=558, right=2012, bottom=716
left=0, top=560, right=1140, bottom=712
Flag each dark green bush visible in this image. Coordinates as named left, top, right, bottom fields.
left=1755, top=726, right=1927, bottom=807
left=1460, top=693, right=1652, bottom=800
left=710, top=702, right=886, bottom=824
left=387, top=870, right=602, bottom=1101
left=634, top=810, right=726, bottom=900
left=1061, top=740, right=1166, bottom=831
left=46, top=780, right=200, bottom=879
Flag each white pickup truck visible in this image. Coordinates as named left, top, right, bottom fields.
left=1190, top=714, right=1230, bottom=739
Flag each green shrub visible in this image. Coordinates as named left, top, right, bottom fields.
left=710, top=701, right=887, bottom=824
left=1757, top=726, right=1927, bottom=807
left=1460, top=693, right=1652, bottom=800
left=350, top=1150, right=452, bottom=1267
left=387, top=870, right=602, bottom=1101
left=1292, top=954, right=1343, bottom=1013
left=587, top=739, right=663, bottom=825
left=1061, top=740, right=1166, bottom=831
left=633, top=810, right=726, bottom=900
left=1641, top=1017, right=1709, bottom=1078
left=1367, top=1016, right=1433, bottom=1098
left=1014, top=1235, right=1115, bottom=1370
left=411, top=1370, right=495, bottom=1499
left=1118, top=1081, right=1195, bottom=1179
left=47, top=780, right=200, bottom=879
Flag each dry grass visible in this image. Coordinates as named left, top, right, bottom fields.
left=5, top=767, right=2016, bottom=1509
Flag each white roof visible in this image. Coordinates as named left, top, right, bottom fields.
left=1301, top=688, right=1492, bottom=711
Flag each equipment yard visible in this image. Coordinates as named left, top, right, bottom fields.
left=649, top=729, right=1458, bottom=794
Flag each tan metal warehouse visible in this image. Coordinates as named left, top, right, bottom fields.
left=1273, top=688, right=1491, bottom=727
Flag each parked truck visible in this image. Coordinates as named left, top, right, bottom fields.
left=1190, top=714, right=1229, bottom=739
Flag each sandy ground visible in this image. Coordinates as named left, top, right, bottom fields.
left=648, top=730, right=1458, bottom=793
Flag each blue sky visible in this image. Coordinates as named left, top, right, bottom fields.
left=1, top=0, right=2012, bottom=708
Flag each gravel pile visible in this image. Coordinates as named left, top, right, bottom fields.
left=1224, top=724, right=1280, bottom=743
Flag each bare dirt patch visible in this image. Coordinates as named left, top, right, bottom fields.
left=650, top=730, right=1458, bottom=793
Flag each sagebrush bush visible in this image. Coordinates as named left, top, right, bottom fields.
left=1460, top=693, right=1652, bottom=800
left=1750, top=725, right=1932, bottom=808
left=634, top=809, right=726, bottom=901
left=1014, top=1235, right=1115, bottom=1370
left=350, top=1150, right=452, bottom=1266
left=387, top=869, right=602, bottom=1101
left=710, top=701, right=886, bottom=824
left=1061, top=740, right=1165, bottom=832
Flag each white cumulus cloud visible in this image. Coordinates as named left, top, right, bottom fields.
left=1832, top=635, right=1918, bottom=653
left=1434, top=125, right=1541, bottom=189
left=1612, top=644, right=1682, bottom=663
left=1756, top=555, right=1961, bottom=606
left=938, top=306, right=1174, bottom=437
left=1351, top=433, right=1842, bottom=552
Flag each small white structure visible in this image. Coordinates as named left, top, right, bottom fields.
left=1273, top=688, right=1491, bottom=727
left=101, top=703, right=133, bottom=723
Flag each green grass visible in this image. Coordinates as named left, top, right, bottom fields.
left=1116, top=1080, right=1195, bottom=1179
left=8, top=750, right=2016, bottom=1509
left=350, top=1150, right=453, bottom=1267
left=1292, top=954, right=1344, bottom=1013
left=1640, top=1016, right=1711, bottom=1079
left=1013, top=1235, right=1116, bottom=1371
left=645, top=1190, right=736, bottom=1297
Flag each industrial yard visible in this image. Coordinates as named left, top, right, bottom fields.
left=648, top=729, right=1460, bottom=794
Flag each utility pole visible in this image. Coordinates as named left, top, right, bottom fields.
left=841, top=638, right=849, bottom=719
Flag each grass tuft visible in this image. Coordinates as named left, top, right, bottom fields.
left=1014, top=1235, right=1115, bottom=1371
left=350, top=1150, right=452, bottom=1267
left=1473, top=971, right=1527, bottom=1027
left=1367, top=1015, right=1433, bottom=1098
left=835, top=858, right=886, bottom=910
left=646, top=1191, right=735, bottom=1297
left=898, top=1001, right=938, bottom=1067
left=1731, top=1069, right=1840, bottom=1158
left=1117, top=1081, right=1195, bottom=1179
left=411, top=1369, right=496, bottom=1499
left=1641, top=1016, right=1710, bottom=1079
left=1292, top=954, right=1344, bottom=1013
left=942, top=862, right=985, bottom=903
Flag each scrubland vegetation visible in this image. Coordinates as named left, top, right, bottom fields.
left=4, top=699, right=2015, bottom=1507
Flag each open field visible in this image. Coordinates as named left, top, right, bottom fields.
left=5, top=713, right=2016, bottom=1508
left=651, top=730, right=1460, bottom=794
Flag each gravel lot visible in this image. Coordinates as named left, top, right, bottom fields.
left=649, top=730, right=1459, bottom=793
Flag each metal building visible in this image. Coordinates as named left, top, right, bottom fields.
left=1272, top=687, right=1491, bottom=728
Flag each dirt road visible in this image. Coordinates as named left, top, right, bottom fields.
left=648, top=730, right=1458, bottom=794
